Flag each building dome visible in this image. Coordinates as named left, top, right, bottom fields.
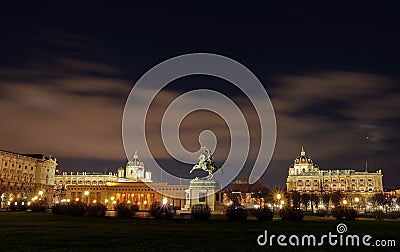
left=294, top=147, right=313, bottom=165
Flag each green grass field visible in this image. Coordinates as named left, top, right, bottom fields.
left=0, top=212, right=398, bottom=252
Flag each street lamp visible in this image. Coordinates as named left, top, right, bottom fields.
left=38, top=190, right=44, bottom=201
left=354, top=197, right=360, bottom=212
left=84, top=191, right=89, bottom=204
left=342, top=199, right=348, bottom=209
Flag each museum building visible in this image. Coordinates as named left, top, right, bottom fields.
left=286, top=147, right=383, bottom=196
left=54, top=151, right=190, bottom=209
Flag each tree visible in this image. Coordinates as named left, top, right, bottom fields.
left=322, top=193, right=331, bottom=210
left=331, top=191, right=343, bottom=206
left=372, top=193, right=386, bottom=209
left=301, top=193, right=310, bottom=211
left=291, top=191, right=301, bottom=209
left=310, top=193, right=319, bottom=213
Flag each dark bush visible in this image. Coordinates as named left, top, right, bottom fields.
left=66, top=201, right=86, bottom=216
left=9, top=202, right=27, bottom=212
left=316, top=209, right=327, bottom=217
left=390, top=211, right=399, bottom=219
left=279, top=207, right=304, bottom=221
left=115, top=203, right=139, bottom=218
left=331, top=207, right=357, bottom=221
left=226, top=204, right=248, bottom=221
left=191, top=204, right=211, bottom=220
left=86, top=203, right=107, bottom=217
left=29, top=201, right=47, bottom=212
left=52, top=204, right=67, bottom=215
left=250, top=207, right=273, bottom=221
left=373, top=210, right=384, bottom=220
left=150, top=202, right=175, bottom=219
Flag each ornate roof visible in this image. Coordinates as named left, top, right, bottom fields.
left=294, top=146, right=313, bottom=165
left=127, top=150, right=143, bottom=167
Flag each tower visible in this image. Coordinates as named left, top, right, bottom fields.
left=288, top=147, right=319, bottom=175
left=125, top=151, right=145, bottom=181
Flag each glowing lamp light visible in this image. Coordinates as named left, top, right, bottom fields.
left=110, top=196, right=115, bottom=201
left=38, top=191, right=44, bottom=196
left=27, top=202, right=31, bottom=206
left=143, top=200, right=147, bottom=205
left=162, top=198, right=168, bottom=205
left=342, top=199, right=348, bottom=205
left=66, top=199, right=71, bottom=203
left=92, top=200, right=97, bottom=204
left=75, top=198, right=79, bottom=202
left=280, top=200, right=285, bottom=205
left=112, top=200, right=116, bottom=204
left=254, top=204, right=260, bottom=209
left=105, top=199, right=109, bottom=203
left=355, top=197, right=360, bottom=203
left=276, top=193, right=281, bottom=200
left=127, top=200, right=131, bottom=204
left=22, top=202, right=25, bottom=206
left=14, top=202, right=17, bottom=206
left=84, top=191, right=89, bottom=196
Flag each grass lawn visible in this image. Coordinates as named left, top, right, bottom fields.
left=0, top=212, right=398, bottom=252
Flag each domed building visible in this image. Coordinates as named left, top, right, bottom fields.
left=117, top=151, right=152, bottom=182
left=54, top=151, right=188, bottom=210
left=288, top=147, right=320, bottom=175
left=286, top=147, right=383, bottom=197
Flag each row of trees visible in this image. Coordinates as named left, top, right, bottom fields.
left=288, top=191, right=390, bottom=212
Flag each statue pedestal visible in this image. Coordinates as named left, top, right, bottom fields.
left=182, top=178, right=221, bottom=211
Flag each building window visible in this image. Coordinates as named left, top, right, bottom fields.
left=199, top=193, right=206, bottom=202
left=216, top=193, right=220, bottom=202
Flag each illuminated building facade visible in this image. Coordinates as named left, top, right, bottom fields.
left=0, top=149, right=57, bottom=207
left=286, top=147, right=383, bottom=196
left=54, top=151, right=188, bottom=209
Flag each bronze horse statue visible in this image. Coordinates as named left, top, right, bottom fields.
left=190, top=147, right=221, bottom=179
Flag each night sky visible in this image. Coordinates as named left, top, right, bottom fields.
left=1, top=2, right=399, bottom=188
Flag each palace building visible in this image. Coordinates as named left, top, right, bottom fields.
left=54, top=151, right=188, bottom=209
left=0, top=149, right=57, bottom=207
left=286, top=147, right=383, bottom=195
